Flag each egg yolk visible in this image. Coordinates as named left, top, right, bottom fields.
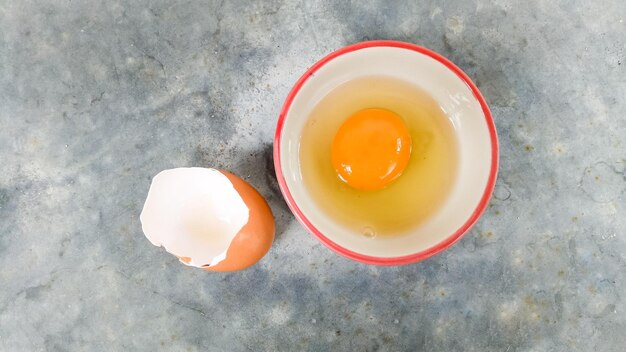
left=331, top=108, right=412, bottom=190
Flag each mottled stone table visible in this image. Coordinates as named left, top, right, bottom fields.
left=1, top=1, right=625, bottom=351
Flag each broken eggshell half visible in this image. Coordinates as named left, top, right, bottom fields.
left=140, top=167, right=275, bottom=272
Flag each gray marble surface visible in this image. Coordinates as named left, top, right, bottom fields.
left=1, top=1, right=625, bottom=351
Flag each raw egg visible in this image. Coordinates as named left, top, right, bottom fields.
left=140, top=167, right=274, bottom=272
left=331, top=108, right=412, bottom=190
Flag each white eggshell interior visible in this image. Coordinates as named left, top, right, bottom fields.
left=140, top=168, right=249, bottom=267
left=279, top=46, right=493, bottom=258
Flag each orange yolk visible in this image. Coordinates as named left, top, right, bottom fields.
left=331, top=108, right=412, bottom=190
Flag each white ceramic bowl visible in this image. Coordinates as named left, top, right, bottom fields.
left=274, top=41, right=498, bottom=265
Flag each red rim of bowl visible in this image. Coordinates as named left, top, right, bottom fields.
left=273, top=40, right=499, bottom=266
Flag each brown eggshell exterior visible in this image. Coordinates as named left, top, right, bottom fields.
left=202, top=170, right=275, bottom=272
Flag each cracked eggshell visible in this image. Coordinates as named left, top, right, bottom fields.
left=140, top=167, right=275, bottom=272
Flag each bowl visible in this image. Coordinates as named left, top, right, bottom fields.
left=274, top=41, right=498, bottom=265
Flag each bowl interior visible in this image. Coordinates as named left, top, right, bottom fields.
left=278, top=43, right=495, bottom=260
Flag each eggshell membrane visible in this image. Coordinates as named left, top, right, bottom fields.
left=203, top=170, right=275, bottom=272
